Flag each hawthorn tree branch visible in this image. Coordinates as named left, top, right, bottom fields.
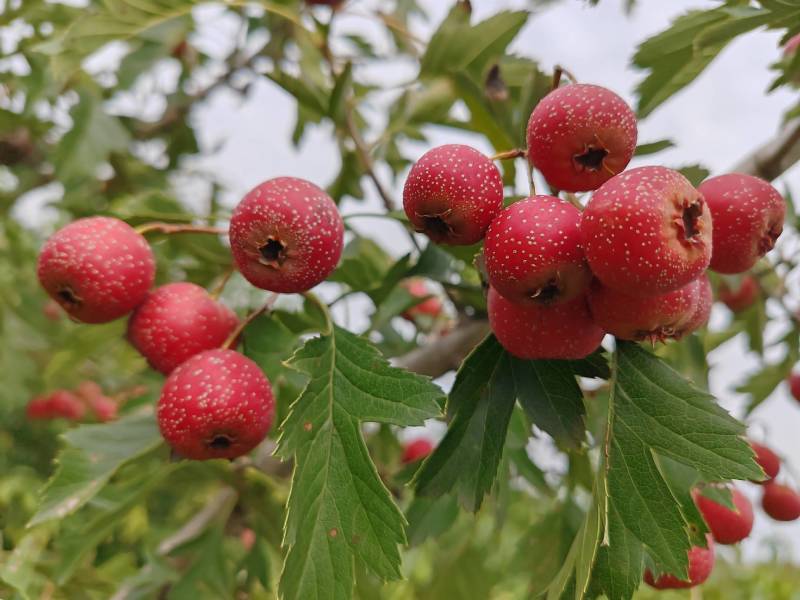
left=397, top=118, right=800, bottom=380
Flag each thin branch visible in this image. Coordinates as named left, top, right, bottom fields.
left=733, top=118, right=800, bottom=181
left=491, top=148, right=527, bottom=161
left=345, top=105, right=398, bottom=212
left=223, top=294, right=279, bottom=349
left=135, top=222, right=226, bottom=236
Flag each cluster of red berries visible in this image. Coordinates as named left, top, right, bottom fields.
left=403, top=83, right=786, bottom=360
left=37, top=177, right=344, bottom=460
left=27, top=381, right=119, bottom=423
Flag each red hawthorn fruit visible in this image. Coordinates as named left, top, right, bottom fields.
left=698, top=174, right=785, bottom=274
left=400, top=279, right=443, bottom=321
left=694, top=488, right=754, bottom=545
left=157, top=349, right=274, bottom=460
left=749, top=441, right=781, bottom=483
left=402, top=438, right=434, bottom=464
left=48, top=390, right=86, bottom=420
left=644, top=535, right=715, bottom=590
left=762, top=482, right=800, bottom=521
left=526, top=84, right=637, bottom=192
left=37, top=217, right=155, bottom=324
left=75, top=380, right=103, bottom=401
left=403, top=144, right=504, bottom=245
left=26, top=396, right=54, bottom=420
left=483, top=195, right=591, bottom=306
left=229, top=177, right=344, bottom=293
left=240, top=528, right=257, bottom=551
left=683, top=274, right=712, bottom=335
left=718, top=276, right=759, bottom=313
left=587, top=278, right=698, bottom=342
left=487, top=287, right=604, bottom=360
left=581, top=166, right=712, bottom=296
left=789, top=372, right=800, bottom=403
left=88, top=395, right=118, bottom=422
left=127, top=282, right=239, bottom=374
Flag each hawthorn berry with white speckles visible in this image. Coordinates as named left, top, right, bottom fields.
left=695, top=487, right=754, bottom=545
left=588, top=277, right=699, bottom=342
left=157, top=349, right=274, bottom=460
left=698, top=173, right=785, bottom=274
left=644, top=535, right=715, bottom=590
left=484, top=195, right=590, bottom=306
left=37, top=217, right=155, bottom=323
left=581, top=166, right=712, bottom=296
left=487, top=287, right=604, bottom=360
left=127, top=282, right=239, bottom=374
left=229, top=177, right=344, bottom=293
left=403, top=144, right=504, bottom=245
left=683, top=273, right=712, bottom=335
left=526, top=84, right=637, bottom=192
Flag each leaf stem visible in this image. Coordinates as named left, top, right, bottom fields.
left=135, top=222, right=226, bottom=236
left=209, top=268, right=235, bottom=300
left=223, top=294, right=279, bottom=350
left=491, top=148, right=527, bottom=161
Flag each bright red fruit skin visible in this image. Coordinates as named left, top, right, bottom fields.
left=683, top=274, right=712, bottom=335
left=37, top=217, right=155, bottom=323
left=788, top=372, right=800, bottom=403
left=128, top=282, right=238, bottom=374
left=762, top=482, right=800, bottom=521
left=401, top=279, right=443, bottom=320
left=587, top=278, right=697, bottom=342
left=229, top=177, right=344, bottom=293
left=581, top=166, right=711, bottom=296
left=695, top=488, right=754, bottom=545
left=644, top=535, right=715, bottom=590
left=698, top=174, right=785, bottom=274
left=749, top=441, right=780, bottom=483
left=26, top=396, right=53, bottom=420
left=484, top=196, right=591, bottom=306
left=526, top=84, right=637, bottom=192
left=718, top=276, right=759, bottom=313
left=487, top=287, right=604, bottom=360
left=158, top=349, right=274, bottom=460
left=402, top=438, right=434, bottom=463
left=403, top=144, right=504, bottom=245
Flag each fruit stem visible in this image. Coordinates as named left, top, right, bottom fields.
left=209, top=268, right=235, bottom=300
left=222, top=294, right=279, bottom=350
left=490, top=148, right=526, bottom=161
left=526, top=161, right=536, bottom=196
left=552, top=64, right=578, bottom=89
left=135, top=222, right=226, bottom=236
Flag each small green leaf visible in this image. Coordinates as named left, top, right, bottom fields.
left=634, top=139, right=675, bottom=156
left=677, top=164, right=710, bottom=187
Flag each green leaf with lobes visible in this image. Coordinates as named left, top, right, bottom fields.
left=276, top=325, right=443, bottom=600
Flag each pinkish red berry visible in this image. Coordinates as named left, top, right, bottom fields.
left=587, top=278, right=698, bottom=342
left=749, top=441, right=781, bottom=483
left=403, top=144, right=504, bottom=245
left=75, top=380, right=103, bottom=401
left=37, top=217, right=155, bottom=323
left=581, top=166, right=711, bottom=296
left=26, top=396, right=54, bottom=420
left=157, top=349, right=274, bottom=460
left=762, top=482, right=800, bottom=521
left=402, top=438, right=434, bottom=463
left=718, top=276, right=759, bottom=313
left=698, top=174, right=785, bottom=274
left=784, top=33, right=800, bottom=57
left=694, top=487, right=754, bottom=545
left=488, top=287, right=604, bottom=360
left=127, top=282, right=239, bottom=374
left=229, top=177, right=344, bottom=293
left=48, top=390, right=85, bottom=420
left=526, top=84, right=637, bottom=192
left=644, top=535, right=714, bottom=590
left=789, top=372, right=800, bottom=403
left=484, top=195, right=590, bottom=306
left=400, top=279, right=443, bottom=321
left=88, top=395, right=118, bottom=422
left=682, top=274, right=712, bottom=335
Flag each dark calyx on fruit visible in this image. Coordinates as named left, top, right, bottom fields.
left=258, top=237, right=287, bottom=267
left=682, top=200, right=704, bottom=240
left=208, top=433, right=234, bottom=450
left=419, top=211, right=455, bottom=239
left=57, top=286, right=81, bottom=307
left=574, top=145, right=608, bottom=171
left=529, top=279, right=561, bottom=304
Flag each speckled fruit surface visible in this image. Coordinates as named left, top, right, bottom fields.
left=229, top=177, right=344, bottom=293
left=157, top=349, right=274, bottom=460
left=403, top=144, right=504, bottom=245
left=37, top=217, right=155, bottom=323
left=484, top=195, right=590, bottom=306
left=128, top=282, right=239, bottom=374
left=526, top=84, right=637, bottom=192
left=682, top=274, right=712, bottom=335
left=698, top=173, right=785, bottom=274
left=487, top=287, right=604, bottom=360
left=581, top=166, right=712, bottom=296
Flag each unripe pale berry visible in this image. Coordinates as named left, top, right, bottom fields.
left=749, top=441, right=780, bottom=483
left=718, top=276, right=759, bottom=313
left=487, top=287, right=604, bottom=360
left=694, top=487, right=754, bottom=545
left=526, top=84, right=637, bottom=192
left=158, top=349, right=274, bottom=460
left=403, top=144, right=503, bottom=245
left=698, top=174, right=785, bottom=274
left=400, top=279, right=443, bottom=321
left=402, top=438, right=434, bottom=464
left=762, top=482, right=800, bottom=521
left=37, top=217, right=155, bottom=323
left=587, top=278, right=698, bottom=342
left=229, top=177, right=344, bottom=293
left=127, top=282, right=239, bottom=374
left=643, top=535, right=715, bottom=590
left=682, top=274, right=712, bottom=335
left=484, top=196, right=590, bottom=306
left=581, top=166, right=712, bottom=296
left=788, top=372, right=800, bottom=403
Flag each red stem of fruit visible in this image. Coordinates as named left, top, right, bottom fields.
left=135, top=222, right=227, bottom=236
left=552, top=64, right=578, bottom=90
left=223, top=294, right=279, bottom=350
left=490, top=148, right=527, bottom=161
